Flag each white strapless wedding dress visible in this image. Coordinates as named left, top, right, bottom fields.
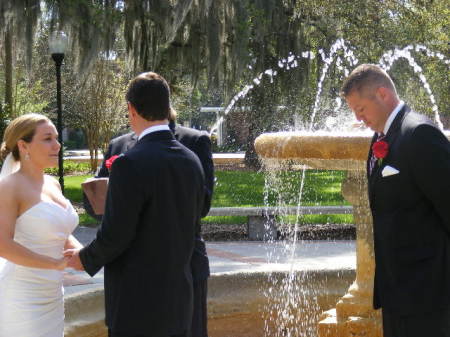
left=0, top=200, right=79, bottom=337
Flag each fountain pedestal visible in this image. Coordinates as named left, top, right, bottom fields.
left=254, top=132, right=384, bottom=337
left=317, top=170, right=382, bottom=337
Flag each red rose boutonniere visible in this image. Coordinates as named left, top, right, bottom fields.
left=105, top=155, right=120, bottom=171
left=372, top=140, right=389, bottom=165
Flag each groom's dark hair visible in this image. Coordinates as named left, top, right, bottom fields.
left=126, top=72, right=171, bottom=121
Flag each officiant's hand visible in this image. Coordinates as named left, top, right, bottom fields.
left=64, top=249, right=85, bottom=271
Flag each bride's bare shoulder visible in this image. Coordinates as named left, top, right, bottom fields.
left=0, top=173, right=21, bottom=205
left=0, top=172, right=21, bottom=188
left=44, top=175, right=62, bottom=191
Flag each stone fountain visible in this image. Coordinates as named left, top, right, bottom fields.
left=255, top=131, right=382, bottom=337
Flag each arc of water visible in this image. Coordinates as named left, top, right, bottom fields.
left=212, top=41, right=448, bottom=137
left=408, top=45, right=449, bottom=65
left=308, top=39, right=358, bottom=131
left=378, top=46, right=447, bottom=130
left=209, top=39, right=359, bottom=137
left=209, top=47, right=321, bottom=136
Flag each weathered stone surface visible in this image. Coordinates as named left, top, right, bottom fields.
left=64, top=270, right=354, bottom=337
left=255, top=132, right=372, bottom=162
left=64, top=287, right=107, bottom=337
left=255, top=132, right=384, bottom=337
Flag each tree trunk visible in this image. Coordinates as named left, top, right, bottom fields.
left=244, top=120, right=262, bottom=170
left=0, top=103, right=4, bottom=141
left=4, top=26, right=13, bottom=119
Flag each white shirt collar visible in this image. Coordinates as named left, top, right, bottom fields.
left=383, top=100, right=405, bottom=136
left=138, top=124, right=170, bottom=140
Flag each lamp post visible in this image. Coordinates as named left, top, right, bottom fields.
left=49, top=31, right=68, bottom=194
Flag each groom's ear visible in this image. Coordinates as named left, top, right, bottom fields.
left=128, top=102, right=139, bottom=119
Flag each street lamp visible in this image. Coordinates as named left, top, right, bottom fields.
left=49, top=31, right=68, bottom=194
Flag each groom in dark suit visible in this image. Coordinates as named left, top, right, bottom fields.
left=91, top=111, right=214, bottom=337
left=68, top=72, right=205, bottom=337
left=342, top=64, right=450, bottom=337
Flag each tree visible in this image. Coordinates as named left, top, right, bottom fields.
left=0, top=0, right=448, bottom=169
left=68, top=58, right=128, bottom=172
left=0, top=0, right=41, bottom=137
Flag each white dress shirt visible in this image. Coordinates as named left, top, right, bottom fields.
left=138, top=124, right=170, bottom=141
left=382, top=100, right=405, bottom=136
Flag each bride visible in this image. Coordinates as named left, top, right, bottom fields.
left=0, top=113, right=82, bottom=337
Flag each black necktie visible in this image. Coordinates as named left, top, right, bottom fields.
left=369, top=133, right=385, bottom=175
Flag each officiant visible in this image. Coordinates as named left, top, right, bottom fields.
left=341, top=64, right=450, bottom=337
left=83, top=108, right=214, bottom=337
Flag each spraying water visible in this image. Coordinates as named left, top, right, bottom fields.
left=210, top=39, right=449, bottom=336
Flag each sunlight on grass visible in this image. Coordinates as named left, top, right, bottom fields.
left=202, top=216, right=247, bottom=224
left=78, top=213, right=100, bottom=226
left=213, top=170, right=347, bottom=207
left=65, top=170, right=351, bottom=225
left=64, top=175, right=91, bottom=203
left=279, top=214, right=354, bottom=225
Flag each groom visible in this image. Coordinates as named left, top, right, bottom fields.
left=68, top=72, right=205, bottom=337
left=342, top=64, right=450, bottom=337
left=91, top=110, right=214, bottom=337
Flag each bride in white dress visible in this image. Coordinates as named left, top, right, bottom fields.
left=0, top=113, right=82, bottom=337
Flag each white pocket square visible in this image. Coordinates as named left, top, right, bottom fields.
left=382, top=165, right=400, bottom=177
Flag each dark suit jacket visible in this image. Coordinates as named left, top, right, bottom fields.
left=97, top=132, right=137, bottom=178
left=79, top=130, right=205, bottom=336
left=170, top=122, right=214, bottom=281
left=368, top=104, right=450, bottom=316
left=95, top=124, right=214, bottom=280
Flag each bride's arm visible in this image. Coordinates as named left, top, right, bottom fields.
left=0, top=180, right=68, bottom=270
left=65, top=235, right=83, bottom=250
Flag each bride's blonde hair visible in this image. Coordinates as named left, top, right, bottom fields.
left=1, top=113, right=51, bottom=161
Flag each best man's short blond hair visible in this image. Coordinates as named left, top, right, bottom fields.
left=340, top=64, right=397, bottom=98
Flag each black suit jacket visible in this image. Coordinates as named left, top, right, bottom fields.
left=368, top=105, right=450, bottom=316
left=170, top=123, right=214, bottom=219
left=170, top=123, right=214, bottom=281
left=97, top=132, right=137, bottom=178
left=79, top=130, right=205, bottom=335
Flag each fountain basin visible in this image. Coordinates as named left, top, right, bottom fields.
left=64, top=269, right=354, bottom=337
left=255, top=132, right=372, bottom=171
left=64, top=239, right=356, bottom=337
left=255, top=130, right=450, bottom=171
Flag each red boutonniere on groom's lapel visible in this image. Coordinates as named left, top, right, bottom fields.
left=105, top=155, right=120, bottom=171
left=372, top=140, right=389, bottom=166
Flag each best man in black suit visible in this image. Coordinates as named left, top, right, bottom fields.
left=96, top=132, right=138, bottom=178
left=68, top=72, right=205, bottom=337
left=169, top=118, right=213, bottom=337
left=342, top=64, right=450, bottom=337
left=92, top=114, right=214, bottom=337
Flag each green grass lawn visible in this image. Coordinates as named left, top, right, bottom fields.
left=64, top=175, right=90, bottom=203
left=212, top=170, right=347, bottom=207
left=65, top=170, right=352, bottom=226
left=64, top=175, right=98, bottom=226
left=203, top=170, right=351, bottom=224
